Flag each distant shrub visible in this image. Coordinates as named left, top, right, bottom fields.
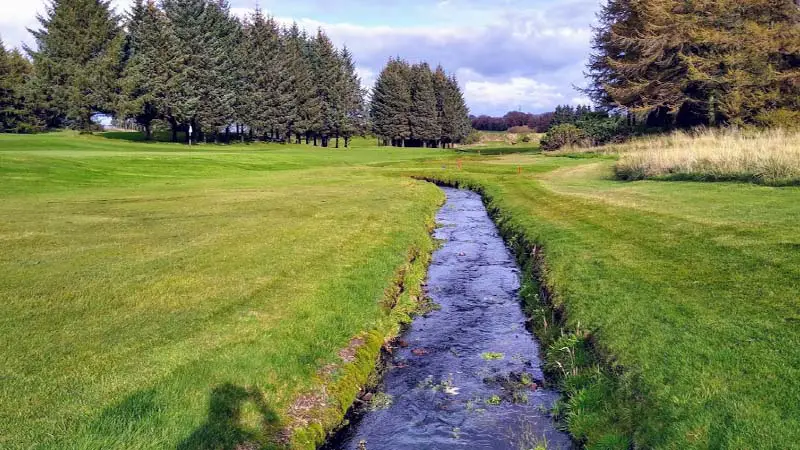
left=520, top=133, right=531, bottom=143
left=508, top=125, right=532, bottom=134
left=576, top=114, right=630, bottom=146
left=541, top=124, right=587, bottom=151
left=463, top=130, right=481, bottom=145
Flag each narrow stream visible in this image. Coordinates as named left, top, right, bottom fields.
left=325, top=188, right=571, bottom=449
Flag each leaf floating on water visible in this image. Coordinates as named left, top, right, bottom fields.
left=412, top=348, right=429, bottom=356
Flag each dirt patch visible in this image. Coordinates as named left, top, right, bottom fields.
left=338, top=337, right=365, bottom=363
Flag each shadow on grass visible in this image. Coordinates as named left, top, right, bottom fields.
left=98, top=131, right=187, bottom=143
left=178, top=384, right=282, bottom=450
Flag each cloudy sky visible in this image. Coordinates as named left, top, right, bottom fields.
left=0, top=0, right=602, bottom=115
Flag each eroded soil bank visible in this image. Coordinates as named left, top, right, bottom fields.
left=324, top=188, right=570, bottom=449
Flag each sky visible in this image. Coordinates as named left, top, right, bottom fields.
left=0, top=0, right=602, bottom=116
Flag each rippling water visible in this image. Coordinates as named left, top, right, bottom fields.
left=324, top=187, right=571, bottom=450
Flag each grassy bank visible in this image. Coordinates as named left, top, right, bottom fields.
left=613, top=129, right=800, bottom=185
left=0, top=132, right=447, bottom=449
left=410, top=154, right=800, bottom=448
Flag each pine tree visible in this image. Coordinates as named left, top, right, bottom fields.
left=285, top=24, right=314, bottom=144
left=551, top=105, right=576, bottom=127
left=432, top=65, right=449, bottom=148
left=447, top=75, right=471, bottom=144
left=585, top=0, right=800, bottom=127
left=409, top=63, right=439, bottom=147
left=28, top=0, right=124, bottom=130
left=311, top=29, right=340, bottom=147
left=119, top=0, right=168, bottom=140
left=371, top=58, right=412, bottom=146
left=0, top=38, right=39, bottom=132
left=334, top=46, right=364, bottom=148
left=239, top=9, right=277, bottom=139
left=301, top=32, right=324, bottom=145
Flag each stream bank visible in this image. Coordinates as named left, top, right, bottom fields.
left=323, top=187, right=570, bottom=449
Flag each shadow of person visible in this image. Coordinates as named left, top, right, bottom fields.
left=177, top=383, right=281, bottom=450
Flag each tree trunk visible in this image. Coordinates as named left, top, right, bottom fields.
left=170, top=119, right=178, bottom=143
left=335, top=133, right=339, bottom=148
left=144, top=123, right=152, bottom=141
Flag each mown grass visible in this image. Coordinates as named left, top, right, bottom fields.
left=0, top=132, right=448, bottom=449
left=412, top=155, right=800, bottom=449
left=2, top=131, right=799, bottom=449
left=612, top=128, right=800, bottom=185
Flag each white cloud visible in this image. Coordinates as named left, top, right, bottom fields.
left=0, top=0, right=134, bottom=49
left=462, top=75, right=564, bottom=112
left=0, top=0, right=601, bottom=114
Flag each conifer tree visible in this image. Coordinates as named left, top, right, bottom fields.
left=371, top=58, right=412, bottom=146
left=334, top=46, right=365, bottom=148
left=28, top=0, right=124, bottom=130
left=311, top=29, right=340, bottom=146
left=409, top=62, right=439, bottom=147
left=285, top=23, right=314, bottom=144
left=119, top=0, right=169, bottom=140
left=586, top=0, right=800, bottom=127
left=0, top=38, right=39, bottom=132
left=432, top=65, right=449, bottom=148
left=301, top=32, right=324, bottom=144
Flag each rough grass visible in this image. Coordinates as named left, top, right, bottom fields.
left=412, top=154, right=800, bottom=449
left=0, top=132, right=448, bottom=449
left=613, top=128, right=800, bottom=185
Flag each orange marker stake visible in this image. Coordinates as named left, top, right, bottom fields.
left=518, top=166, right=522, bottom=175
left=458, top=159, right=463, bottom=170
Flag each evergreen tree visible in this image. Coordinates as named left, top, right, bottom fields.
left=301, top=32, right=324, bottom=144
left=285, top=23, right=314, bottom=144
left=311, top=29, right=340, bottom=146
left=409, top=63, right=439, bottom=147
left=334, top=46, right=365, bottom=148
left=432, top=65, right=449, bottom=147
left=551, top=105, right=576, bottom=127
left=373, top=59, right=469, bottom=147
left=239, top=10, right=277, bottom=139
left=371, top=58, right=412, bottom=146
left=0, top=38, right=39, bottom=132
left=585, top=0, right=800, bottom=127
left=119, top=0, right=169, bottom=140
left=28, top=0, right=124, bottom=130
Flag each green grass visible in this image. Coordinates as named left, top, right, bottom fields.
left=1, top=132, right=799, bottom=449
left=413, top=155, right=800, bottom=449
left=0, top=132, right=449, bottom=449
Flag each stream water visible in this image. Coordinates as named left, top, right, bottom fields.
left=324, top=188, right=571, bottom=450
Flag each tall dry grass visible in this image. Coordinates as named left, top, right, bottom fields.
left=613, top=128, right=800, bottom=185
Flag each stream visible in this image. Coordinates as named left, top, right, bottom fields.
left=324, top=187, right=571, bottom=450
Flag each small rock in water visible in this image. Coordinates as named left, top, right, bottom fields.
left=411, top=348, right=429, bottom=356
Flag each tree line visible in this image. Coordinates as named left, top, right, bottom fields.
left=471, top=110, right=554, bottom=133
left=370, top=59, right=471, bottom=148
left=1, top=0, right=474, bottom=147
left=585, top=0, right=800, bottom=129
